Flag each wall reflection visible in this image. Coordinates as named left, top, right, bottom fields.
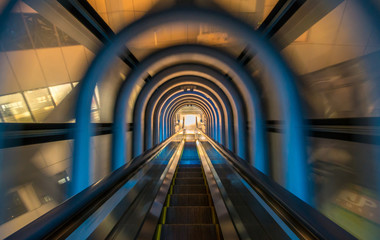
left=0, top=82, right=100, bottom=123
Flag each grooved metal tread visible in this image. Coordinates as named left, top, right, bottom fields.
left=160, top=224, right=219, bottom=240
left=165, top=206, right=214, bottom=224
left=169, top=194, right=210, bottom=206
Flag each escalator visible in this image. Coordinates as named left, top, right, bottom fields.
left=6, top=132, right=355, bottom=240
left=156, top=142, right=221, bottom=239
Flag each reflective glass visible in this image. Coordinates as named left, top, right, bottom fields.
left=69, top=83, right=99, bottom=113
left=280, top=0, right=380, bottom=119
left=0, top=138, right=74, bottom=238
left=0, top=1, right=95, bottom=123
left=67, top=139, right=181, bottom=239
left=309, top=137, right=380, bottom=239
left=0, top=93, right=33, bottom=122
left=200, top=140, right=295, bottom=239
left=23, top=88, right=55, bottom=122
left=49, top=83, right=72, bottom=105
left=91, top=110, right=100, bottom=122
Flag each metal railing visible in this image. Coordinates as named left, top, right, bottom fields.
left=198, top=130, right=355, bottom=240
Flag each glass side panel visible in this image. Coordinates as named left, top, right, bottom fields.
left=0, top=1, right=98, bottom=123
left=279, top=0, right=380, bottom=119
left=268, top=130, right=380, bottom=239
left=68, top=138, right=182, bottom=239
left=0, top=132, right=122, bottom=239
left=200, top=140, right=295, bottom=239
left=1, top=191, right=28, bottom=225
left=308, top=136, right=380, bottom=239
left=0, top=138, right=74, bottom=238
left=23, top=88, right=55, bottom=122
left=49, top=83, right=72, bottom=105
left=0, top=93, right=33, bottom=122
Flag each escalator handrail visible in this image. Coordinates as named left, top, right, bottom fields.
left=6, top=131, right=183, bottom=240
left=199, top=131, right=356, bottom=240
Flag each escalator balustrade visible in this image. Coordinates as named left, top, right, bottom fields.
left=5, top=134, right=356, bottom=240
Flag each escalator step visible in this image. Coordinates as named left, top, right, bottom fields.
left=160, top=224, right=219, bottom=240
left=170, top=194, right=210, bottom=206
left=176, top=172, right=203, bottom=178
left=180, top=157, right=201, bottom=164
left=153, top=144, right=223, bottom=240
left=180, top=158, right=199, bottom=161
left=182, top=154, right=198, bottom=159
left=177, top=167, right=202, bottom=172
left=173, top=185, right=207, bottom=194
left=175, top=178, right=204, bottom=185
left=178, top=164, right=201, bottom=168
left=181, top=153, right=198, bottom=156
left=165, top=207, right=214, bottom=224
left=179, top=161, right=201, bottom=165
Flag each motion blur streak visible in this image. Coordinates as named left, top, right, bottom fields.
left=0, top=0, right=380, bottom=239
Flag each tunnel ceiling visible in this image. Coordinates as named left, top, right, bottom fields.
left=86, top=0, right=278, bottom=59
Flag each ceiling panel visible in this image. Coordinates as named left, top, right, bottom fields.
left=108, top=11, right=135, bottom=32
left=36, top=48, right=71, bottom=86
left=133, top=0, right=154, bottom=11
left=0, top=52, right=21, bottom=95
left=6, top=49, right=46, bottom=91
left=86, top=0, right=277, bottom=59
left=61, top=45, right=89, bottom=83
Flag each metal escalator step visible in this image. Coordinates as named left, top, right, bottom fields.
left=181, top=155, right=199, bottom=158
left=181, top=152, right=197, bottom=155
left=169, top=194, right=210, bottom=206
left=160, top=224, right=219, bottom=240
left=180, top=157, right=200, bottom=159
left=176, top=172, right=203, bottom=178
left=177, top=167, right=202, bottom=172
left=173, top=185, right=207, bottom=194
left=180, top=157, right=200, bottom=160
left=165, top=207, right=214, bottom=224
left=175, top=178, right=204, bottom=185
left=178, top=164, right=201, bottom=168
left=179, top=161, right=201, bottom=165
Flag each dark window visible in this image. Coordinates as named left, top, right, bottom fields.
left=1, top=191, right=28, bottom=224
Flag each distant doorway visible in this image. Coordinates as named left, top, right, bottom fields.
left=184, top=114, right=197, bottom=133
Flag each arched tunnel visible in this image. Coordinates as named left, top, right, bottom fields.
left=1, top=0, right=380, bottom=239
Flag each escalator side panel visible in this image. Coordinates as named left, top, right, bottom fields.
left=201, top=141, right=291, bottom=240
left=84, top=142, right=180, bottom=240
